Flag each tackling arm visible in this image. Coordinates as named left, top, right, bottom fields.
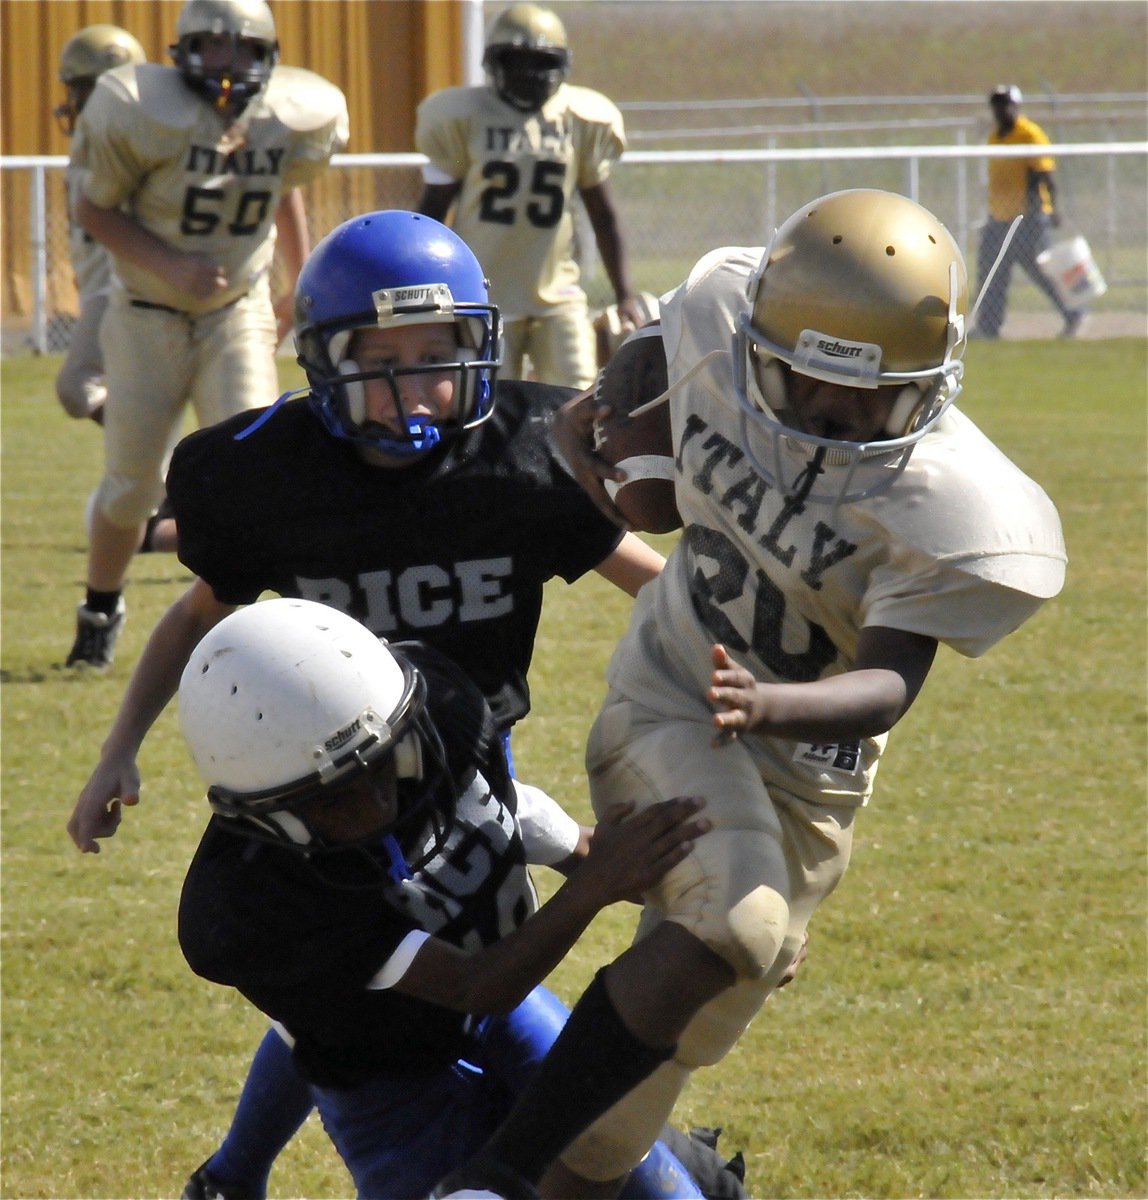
left=386, top=798, right=709, bottom=1014
left=67, top=579, right=235, bottom=852
left=593, top=532, right=665, bottom=596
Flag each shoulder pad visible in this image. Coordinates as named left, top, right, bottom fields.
left=263, top=66, right=349, bottom=134
left=557, top=84, right=624, bottom=128
left=417, top=85, right=484, bottom=122
left=871, top=407, right=1066, bottom=599
left=94, top=62, right=204, bottom=131
left=660, top=248, right=758, bottom=383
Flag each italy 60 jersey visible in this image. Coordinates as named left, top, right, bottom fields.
left=416, top=82, right=625, bottom=318
left=75, top=62, right=348, bottom=314
left=606, top=248, right=1067, bottom=806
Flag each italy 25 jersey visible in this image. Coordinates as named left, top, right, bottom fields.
left=75, top=61, right=348, bottom=314
left=606, top=248, right=1067, bottom=806
left=416, top=82, right=625, bottom=319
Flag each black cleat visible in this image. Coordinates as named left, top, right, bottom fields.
left=65, top=599, right=126, bottom=669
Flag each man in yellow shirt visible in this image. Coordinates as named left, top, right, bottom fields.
left=973, top=84, right=1085, bottom=340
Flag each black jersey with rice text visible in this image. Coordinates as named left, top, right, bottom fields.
left=167, top=379, right=623, bottom=729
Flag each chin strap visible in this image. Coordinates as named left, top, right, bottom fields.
left=625, top=348, right=725, bottom=420
left=968, top=215, right=1023, bottom=329
left=233, top=388, right=306, bottom=441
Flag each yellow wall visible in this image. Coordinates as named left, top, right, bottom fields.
left=1, top=0, right=467, bottom=320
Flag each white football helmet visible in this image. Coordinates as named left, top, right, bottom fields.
left=734, top=188, right=968, bottom=506
left=171, top=0, right=278, bottom=110
left=179, top=599, right=444, bottom=855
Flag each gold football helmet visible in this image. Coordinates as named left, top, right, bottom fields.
left=55, top=24, right=146, bottom=135
left=483, top=3, right=570, bottom=112
left=734, top=188, right=968, bottom=506
left=171, top=0, right=278, bottom=111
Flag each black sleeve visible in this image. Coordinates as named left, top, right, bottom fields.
left=178, top=825, right=415, bottom=996
left=167, top=413, right=277, bottom=605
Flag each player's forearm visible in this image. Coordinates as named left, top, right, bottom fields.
left=76, top=194, right=179, bottom=278
left=595, top=219, right=633, bottom=306
left=427, top=876, right=608, bottom=1014
left=273, top=189, right=309, bottom=288
left=99, top=589, right=224, bottom=759
left=747, top=668, right=912, bottom=741
left=583, top=184, right=633, bottom=304
left=594, top=532, right=665, bottom=596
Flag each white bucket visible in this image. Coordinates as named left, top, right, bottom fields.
left=1036, top=235, right=1107, bottom=308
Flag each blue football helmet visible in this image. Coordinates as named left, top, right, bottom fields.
left=295, top=211, right=501, bottom=461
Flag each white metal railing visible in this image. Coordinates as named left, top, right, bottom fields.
left=3, top=139, right=1146, bottom=353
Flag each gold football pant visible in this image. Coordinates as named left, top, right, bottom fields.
left=502, top=304, right=596, bottom=391
left=560, top=694, right=856, bottom=1181
left=93, top=278, right=277, bottom=527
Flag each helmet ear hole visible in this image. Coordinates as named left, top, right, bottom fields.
left=885, top=384, right=926, bottom=437
left=337, top=360, right=366, bottom=425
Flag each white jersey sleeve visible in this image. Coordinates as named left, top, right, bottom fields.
left=262, top=66, right=349, bottom=189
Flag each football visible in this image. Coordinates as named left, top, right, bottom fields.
left=593, top=332, right=681, bottom=534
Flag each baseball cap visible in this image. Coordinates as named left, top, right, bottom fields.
left=990, top=84, right=1023, bottom=104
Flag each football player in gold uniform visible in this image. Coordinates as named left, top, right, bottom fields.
left=436, top=190, right=1067, bottom=1198
left=416, top=3, right=644, bottom=391
left=66, top=0, right=347, bottom=669
left=55, top=26, right=180, bottom=557
left=54, top=24, right=146, bottom=426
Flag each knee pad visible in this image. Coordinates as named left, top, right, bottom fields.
left=95, top=473, right=166, bottom=528
left=667, top=828, right=790, bottom=981
left=560, top=1061, right=690, bottom=1183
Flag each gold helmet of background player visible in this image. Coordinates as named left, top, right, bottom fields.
left=171, top=0, right=279, bottom=112
left=55, top=24, right=146, bottom=135
left=735, top=189, right=969, bottom=505
left=483, top=3, right=571, bottom=112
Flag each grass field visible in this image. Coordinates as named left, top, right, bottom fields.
left=2, top=338, right=1145, bottom=1199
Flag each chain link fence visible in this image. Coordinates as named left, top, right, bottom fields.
left=2, top=134, right=1145, bottom=355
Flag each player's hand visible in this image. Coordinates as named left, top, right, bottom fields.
left=551, top=388, right=633, bottom=530
left=708, top=642, right=768, bottom=746
left=614, top=294, right=648, bottom=334
left=579, top=797, right=709, bottom=905
left=168, top=251, right=229, bottom=301
left=777, top=929, right=809, bottom=989
left=67, top=755, right=141, bottom=853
